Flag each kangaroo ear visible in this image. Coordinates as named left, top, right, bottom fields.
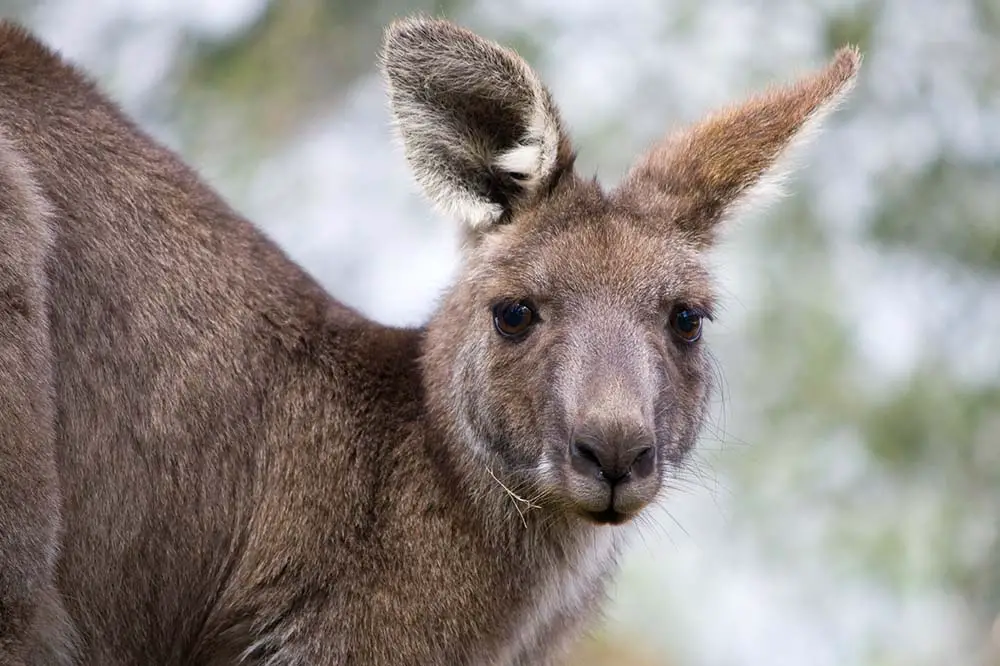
left=380, top=17, right=574, bottom=230
left=615, top=47, right=861, bottom=247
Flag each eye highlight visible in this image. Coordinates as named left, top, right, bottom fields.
left=669, top=306, right=704, bottom=343
left=492, top=301, right=537, bottom=339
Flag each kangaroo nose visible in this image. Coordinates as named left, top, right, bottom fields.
left=569, top=425, right=655, bottom=485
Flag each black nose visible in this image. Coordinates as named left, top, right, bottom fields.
left=570, top=426, right=655, bottom=485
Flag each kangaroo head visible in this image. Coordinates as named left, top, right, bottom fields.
left=382, top=18, right=859, bottom=525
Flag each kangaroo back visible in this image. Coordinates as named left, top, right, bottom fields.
left=0, top=21, right=383, bottom=662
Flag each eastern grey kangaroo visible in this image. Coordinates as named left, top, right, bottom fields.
left=0, top=15, right=859, bottom=666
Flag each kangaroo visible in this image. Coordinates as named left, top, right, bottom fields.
left=0, top=15, right=859, bottom=666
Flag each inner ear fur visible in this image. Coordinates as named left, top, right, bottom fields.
left=380, top=17, right=576, bottom=230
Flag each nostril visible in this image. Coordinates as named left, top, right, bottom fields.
left=628, top=445, right=656, bottom=479
left=572, top=440, right=602, bottom=468
left=633, top=446, right=653, bottom=464
left=571, top=438, right=628, bottom=483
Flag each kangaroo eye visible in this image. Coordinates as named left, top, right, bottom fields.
left=493, top=301, right=536, bottom=339
left=669, top=306, right=704, bottom=343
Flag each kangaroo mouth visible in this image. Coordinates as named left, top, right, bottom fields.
left=573, top=485, right=646, bottom=526
left=583, top=506, right=630, bottom=526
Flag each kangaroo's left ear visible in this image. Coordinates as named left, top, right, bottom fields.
left=380, top=17, right=575, bottom=231
left=614, top=47, right=862, bottom=247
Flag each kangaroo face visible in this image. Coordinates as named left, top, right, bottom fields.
left=438, top=188, right=714, bottom=524
left=385, top=18, right=860, bottom=525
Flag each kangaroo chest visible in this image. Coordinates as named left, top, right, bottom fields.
left=492, top=528, right=621, bottom=665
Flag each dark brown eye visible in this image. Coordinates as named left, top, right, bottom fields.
left=493, top=301, right=536, bottom=339
left=669, top=306, right=704, bottom=343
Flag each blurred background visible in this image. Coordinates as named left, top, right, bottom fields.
left=6, top=0, right=998, bottom=663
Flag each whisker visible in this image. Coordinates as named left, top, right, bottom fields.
left=485, top=466, right=541, bottom=528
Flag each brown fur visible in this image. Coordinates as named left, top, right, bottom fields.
left=0, top=16, right=859, bottom=666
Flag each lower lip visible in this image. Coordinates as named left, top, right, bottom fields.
left=584, top=508, right=630, bottom=526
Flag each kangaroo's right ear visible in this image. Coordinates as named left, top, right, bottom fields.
left=380, top=17, right=574, bottom=231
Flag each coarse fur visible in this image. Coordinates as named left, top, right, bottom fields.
left=0, top=15, right=860, bottom=666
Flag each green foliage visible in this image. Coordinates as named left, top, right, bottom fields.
left=170, top=0, right=466, bottom=170
left=824, top=1, right=879, bottom=55
left=870, top=157, right=1000, bottom=272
